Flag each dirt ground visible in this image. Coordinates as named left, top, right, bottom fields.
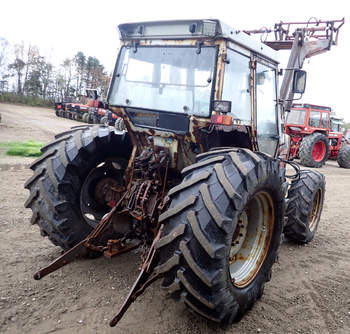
left=0, top=103, right=349, bottom=334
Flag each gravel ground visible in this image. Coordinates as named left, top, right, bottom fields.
left=0, top=103, right=349, bottom=334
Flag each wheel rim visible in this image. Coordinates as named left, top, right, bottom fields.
left=229, top=191, right=274, bottom=288
left=80, top=160, right=126, bottom=227
left=312, top=141, right=326, bottom=162
left=309, top=188, right=322, bottom=232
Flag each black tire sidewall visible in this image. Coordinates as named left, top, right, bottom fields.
left=337, top=145, right=350, bottom=168
left=300, top=133, right=329, bottom=167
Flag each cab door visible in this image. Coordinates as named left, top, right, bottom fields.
left=255, top=61, right=279, bottom=156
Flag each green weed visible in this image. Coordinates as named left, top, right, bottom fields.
left=0, top=140, right=43, bottom=157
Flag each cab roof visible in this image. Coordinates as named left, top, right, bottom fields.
left=118, top=19, right=279, bottom=63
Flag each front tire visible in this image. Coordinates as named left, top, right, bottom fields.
left=156, top=149, right=285, bottom=324
left=24, top=125, right=132, bottom=249
left=299, top=133, right=329, bottom=168
left=284, top=170, right=325, bottom=243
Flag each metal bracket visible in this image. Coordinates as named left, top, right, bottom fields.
left=109, top=225, right=164, bottom=327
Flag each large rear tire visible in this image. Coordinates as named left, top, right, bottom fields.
left=337, top=144, right=350, bottom=168
left=299, top=133, right=329, bottom=168
left=284, top=170, right=325, bottom=243
left=155, top=149, right=285, bottom=324
left=24, top=125, right=132, bottom=250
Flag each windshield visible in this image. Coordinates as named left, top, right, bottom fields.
left=331, top=120, right=342, bottom=132
left=287, top=109, right=306, bottom=125
left=108, top=46, right=217, bottom=116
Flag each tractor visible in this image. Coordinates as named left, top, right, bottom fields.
left=329, top=115, right=350, bottom=168
left=55, top=96, right=90, bottom=120
left=286, top=103, right=331, bottom=167
left=54, top=89, right=116, bottom=124
left=25, top=18, right=343, bottom=327
left=286, top=105, right=350, bottom=168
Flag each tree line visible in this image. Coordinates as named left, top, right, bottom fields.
left=0, top=37, right=110, bottom=104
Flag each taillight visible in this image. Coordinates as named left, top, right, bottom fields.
left=210, top=114, right=232, bottom=125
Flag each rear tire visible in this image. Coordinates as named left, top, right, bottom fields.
left=24, top=125, right=132, bottom=249
left=299, top=133, right=329, bottom=168
left=337, top=144, right=350, bottom=168
left=100, top=116, right=108, bottom=126
left=284, top=170, right=325, bottom=243
left=82, top=113, right=89, bottom=123
left=156, top=149, right=285, bottom=324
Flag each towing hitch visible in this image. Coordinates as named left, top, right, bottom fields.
left=33, top=147, right=171, bottom=326
left=33, top=199, right=164, bottom=327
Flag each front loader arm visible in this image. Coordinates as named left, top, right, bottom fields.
left=245, top=18, right=344, bottom=111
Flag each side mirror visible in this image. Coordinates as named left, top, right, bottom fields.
left=292, top=70, right=307, bottom=94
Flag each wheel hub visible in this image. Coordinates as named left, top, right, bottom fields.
left=312, top=141, right=326, bottom=162
left=309, top=188, right=322, bottom=231
left=80, top=161, right=125, bottom=227
left=229, top=191, right=274, bottom=288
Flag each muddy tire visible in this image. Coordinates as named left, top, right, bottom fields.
left=82, top=113, right=89, bottom=123
left=115, top=118, right=126, bottom=131
left=87, top=114, right=94, bottom=124
left=156, top=149, right=285, bottom=324
left=100, top=116, right=108, bottom=126
left=337, top=144, right=350, bottom=168
left=24, top=125, right=132, bottom=250
left=299, top=133, right=329, bottom=168
left=284, top=170, right=325, bottom=243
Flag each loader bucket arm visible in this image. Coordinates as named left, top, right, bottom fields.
left=245, top=18, right=344, bottom=111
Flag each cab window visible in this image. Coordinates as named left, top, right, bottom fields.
left=321, top=112, right=329, bottom=128
left=256, top=62, right=278, bottom=156
left=222, top=49, right=251, bottom=121
left=309, top=111, right=321, bottom=127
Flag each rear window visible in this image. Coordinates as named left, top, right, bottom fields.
left=286, top=109, right=306, bottom=125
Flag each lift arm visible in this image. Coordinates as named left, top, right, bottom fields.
left=245, top=18, right=344, bottom=111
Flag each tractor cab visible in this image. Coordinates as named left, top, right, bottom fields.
left=107, top=19, right=303, bottom=169
left=346, top=130, right=350, bottom=140
left=329, top=115, right=345, bottom=159
left=286, top=104, right=331, bottom=136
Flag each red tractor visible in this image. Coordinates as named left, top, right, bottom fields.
left=55, top=96, right=90, bottom=121
left=286, top=104, right=331, bottom=167
left=286, top=104, right=350, bottom=168
left=329, top=116, right=350, bottom=168
left=55, top=89, right=118, bottom=125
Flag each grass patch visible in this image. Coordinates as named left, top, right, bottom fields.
left=0, top=92, right=53, bottom=107
left=0, top=140, right=43, bottom=157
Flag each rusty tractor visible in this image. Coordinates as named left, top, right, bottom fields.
left=25, top=18, right=343, bottom=326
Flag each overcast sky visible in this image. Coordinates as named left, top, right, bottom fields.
left=1, top=0, right=349, bottom=120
